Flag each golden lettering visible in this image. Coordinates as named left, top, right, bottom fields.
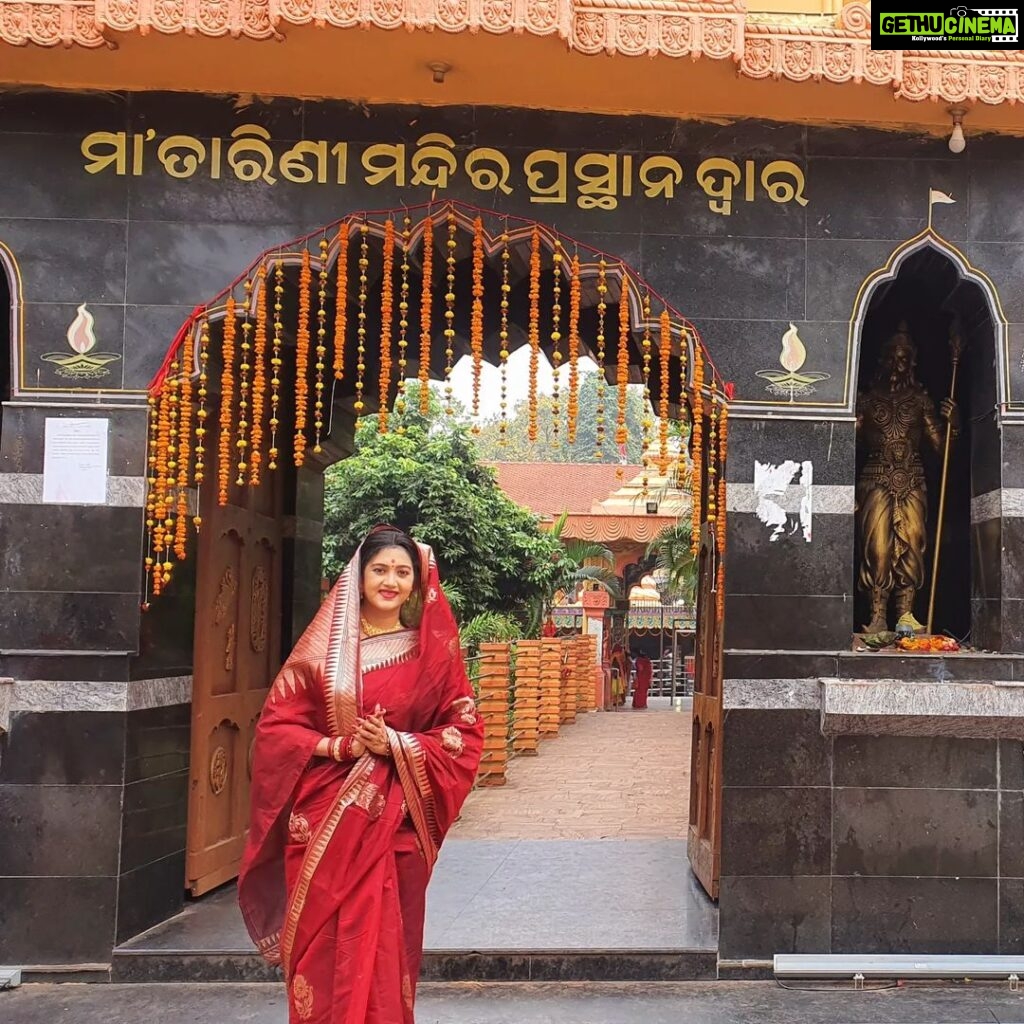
left=697, top=157, right=742, bottom=216
left=621, top=155, right=633, bottom=198
left=410, top=133, right=458, bottom=189
left=574, top=153, right=619, bottom=211
left=524, top=149, right=567, bottom=205
left=331, top=142, right=348, bottom=185
left=280, top=140, right=329, bottom=184
left=81, top=131, right=128, bottom=176
left=639, top=156, right=683, bottom=199
left=157, top=135, right=207, bottom=179
left=210, top=138, right=223, bottom=180
left=761, top=160, right=809, bottom=207
left=745, top=159, right=756, bottom=203
left=131, top=130, right=155, bottom=177
left=362, top=143, right=406, bottom=187
left=465, top=147, right=513, bottom=195
left=228, top=124, right=277, bottom=184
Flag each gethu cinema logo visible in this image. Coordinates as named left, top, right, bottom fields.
left=879, top=7, right=1019, bottom=40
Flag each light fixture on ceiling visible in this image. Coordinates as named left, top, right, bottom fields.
left=428, top=61, right=452, bottom=85
left=948, top=106, right=967, bottom=154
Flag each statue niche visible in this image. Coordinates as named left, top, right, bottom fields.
left=855, top=322, right=960, bottom=633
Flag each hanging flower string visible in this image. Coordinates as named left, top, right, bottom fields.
left=639, top=293, right=652, bottom=497
left=249, top=265, right=268, bottom=486
left=499, top=230, right=510, bottom=444
left=595, top=259, right=607, bottom=458
left=550, top=243, right=564, bottom=444
left=270, top=261, right=284, bottom=470
left=235, top=282, right=252, bottom=486
left=418, top=216, right=433, bottom=414
left=173, top=324, right=195, bottom=560
left=527, top=224, right=541, bottom=442
left=314, top=238, right=329, bottom=451
left=355, top=224, right=369, bottom=414
left=470, top=215, right=485, bottom=429
left=707, top=379, right=719, bottom=536
left=144, top=394, right=160, bottom=600
left=691, top=341, right=705, bottom=557
left=396, top=217, right=411, bottom=416
left=567, top=253, right=581, bottom=444
left=379, top=218, right=395, bottom=433
left=294, top=248, right=312, bottom=466
left=333, top=225, right=349, bottom=381
left=444, top=213, right=458, bottom=416
left=218, top=297, right=236, bottom=506
left=716, top=396, right=729, bottom=621
left=616, top=270, right=630, bottom=448
left=163, top=355, right=180, bottom=584
left=194, top=317, right=209, bottom=501
left=658, top=308, right=671, bottom=475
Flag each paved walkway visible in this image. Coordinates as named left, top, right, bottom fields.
left=452, top=698, right=692, bottom=840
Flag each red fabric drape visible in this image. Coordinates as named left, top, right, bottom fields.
left=239, top=532, right=483, bottom=1023
left=632, top=655, right=652, bottom=710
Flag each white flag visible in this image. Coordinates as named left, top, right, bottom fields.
left=929, top=189, right=956, bottom=206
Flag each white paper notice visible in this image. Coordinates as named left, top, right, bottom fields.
left=42, top=418, right=109, bottom=505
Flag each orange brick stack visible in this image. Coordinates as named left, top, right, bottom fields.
left=559, top=638, right=578, bottom=725
left=512, top=639, right=541, bottom=756
left=539, top=638, right=562, bottom=737
left=576, top=634, right=598, bottom=711
left=477, top=641, right=512, bottom=786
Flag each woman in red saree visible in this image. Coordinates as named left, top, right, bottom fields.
left=632, top=652, right=652, bottom=710
left=239, top=525, right=483, bottom=1023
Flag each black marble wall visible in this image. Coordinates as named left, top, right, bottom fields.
left=720, top=707, right=1023, bottom=958
left=0, top=702, right=190, bottom=963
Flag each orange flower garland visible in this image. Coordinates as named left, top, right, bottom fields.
left=249, top=265, right=268, bottom=486
left=218, top=297, right=236, bottom=506
left=595, top=259, right=607, bottom=457
left=419, top=216, right=434, bottom=415
left=550, top=244, right=564, bottom=443
left=379, top=219, right=396, bottom=433
left=355, top=225, right=369, bottom=414
left=527, top=225, right=541, bottom=442
left=499, top=231, right=511, bottom=444
left=443, top=213, right=457, bottom=416
left=716, top=397, right=728, bottom=621
left=396, top=217, right=411, bottom=416
left=235, top=282, right=252, bottom=487
left=152, top=382, right=172, bottom=594
left=658, top=308, right=671, bottom=475
left=690, top=343, right=704, bottom=557
left=470, top=216, right=485, bottom=428
left=314, top=238, right=329, bottom=452
left=707, top=380, right=719, bottom=530
left=163, top=357, right=180, bottom=584
left=268, top=262, right=284, bottom=470
left=194, top=317, right=210, bottom=502
left=333, top=225, right=349, bottom=381
left=616, top=270, right=630, bottom=447
left=144, top=396, right=159, bottom=600
left=567, top=254, right=581, bottom=444
left=639, top=294, right=653, bottom=497
left=294, top=248, right=312, bottom=466
left=174, top=324, right=195, bottom=561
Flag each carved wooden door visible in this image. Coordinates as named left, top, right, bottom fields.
left=186, top=461, right=283, bottom=896
left=688, top=523, right=724, bottom=900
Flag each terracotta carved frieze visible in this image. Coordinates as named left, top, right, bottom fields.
left=2, top=0, right=1022, bottom=107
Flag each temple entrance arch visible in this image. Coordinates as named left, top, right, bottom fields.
left=0, top=242, right=20, bottom=441
left=851, top=234, right=1008, bottom=647
left=141, top=201, right=732, bottom=900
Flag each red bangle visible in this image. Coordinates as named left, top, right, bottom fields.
left=330, top=737, right=343, bottom=762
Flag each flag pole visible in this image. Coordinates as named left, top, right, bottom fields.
left=927, top=197, right=933, bottom=232
left=926, top=329, right=964, bottom=635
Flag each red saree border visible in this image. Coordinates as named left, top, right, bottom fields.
left=387, top=729, right=439, bottom=872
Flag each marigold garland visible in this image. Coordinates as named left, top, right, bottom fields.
left=378, top=219, right=396, bottom=434
left=333, top=225, right=349, bottom=381
left=270, top=262, right=284, bottom=470
left=470, top=216, right=485, bottom=429
left=174, top=324, right=195, bottom=560
left=163, top=357, right=180, bottom=583
left=707, top=380, right=719, bottom=529
left=595, top=259, right=608, bottom=458
left=567, top=253, right=581, bottom=444
left=294, top=248, right=312, bottom=466
left=144, top=396, right=159, bottom=600
left=690, top=342, right=705, bottom=557
left=639, top=294, right=653, bottom=497
left=152, top=382, right=172, bottom=594
left=235, top=282, right=252, bottom=487
left=443, top=213, right=458, bottom=416
left=658, top=308, right=671, bottom=475
left=218, top=297, right=236, bottom=506
left=249, top=265, right=268, bottom=486
left=527, top=225, right=541, bottom=443
left=419, top=216, right=434, bottom=415
left=716, top=398, right=729, bottom=621
left=355, top=225, right=369, bottom=414
left=194, top=317, right=210, bottom=503
left=616, top=270, right=631, bottom=448
left=314, top=237, right=329, bottom=451
left=396, top=217, right=411, bottom=416
left=550, top=243, right=564, bottom=444
left=499, top=231, right=511, bottom=444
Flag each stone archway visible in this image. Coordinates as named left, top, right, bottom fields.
left=850, top=233, right=1009, bottom=647
left=0, top=242, right=20, bottom=444
left=141, top=200, right=732, bottom=897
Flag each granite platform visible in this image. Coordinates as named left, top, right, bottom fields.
left=111, top=839, right=719, bottom=982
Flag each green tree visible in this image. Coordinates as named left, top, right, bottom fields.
left=322, top=419, right=563, bottom=625
left=646, top=521, right=697, bottom=604
left=472, top=372, right=652, bottom=463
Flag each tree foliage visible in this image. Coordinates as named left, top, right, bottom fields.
left=472, top=372, right=651, bottom=463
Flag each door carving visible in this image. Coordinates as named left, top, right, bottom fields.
left=687, top=523, right=724, bottom=900
left=186, top=457, right=283, bottom=896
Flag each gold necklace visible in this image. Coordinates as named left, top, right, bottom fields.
left=361, top=616, right=400, bottom=637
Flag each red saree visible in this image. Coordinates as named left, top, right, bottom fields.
left=239, top=540, right=483, bottom=1023
left=632, top=656, right=652, bottom=710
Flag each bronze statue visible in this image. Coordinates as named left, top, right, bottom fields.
left=855, top=323, right=959, bottom=633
